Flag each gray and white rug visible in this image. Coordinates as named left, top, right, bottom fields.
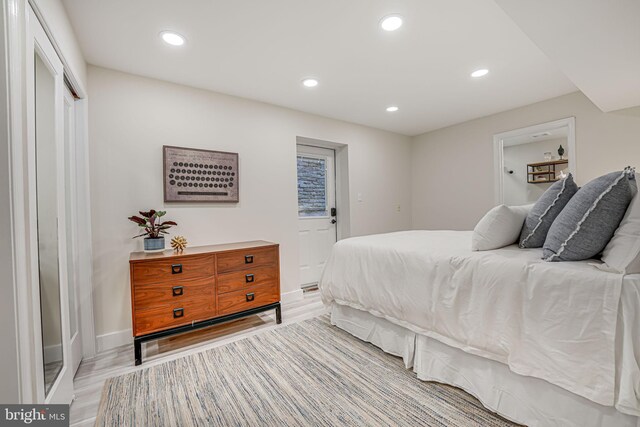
left=96, top=316, right=519, bottom=426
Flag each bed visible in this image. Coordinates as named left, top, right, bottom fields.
left=319, top=230, right=640, bottom=427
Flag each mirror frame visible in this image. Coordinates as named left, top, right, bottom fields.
left=493, top=117, right=576, bottom=205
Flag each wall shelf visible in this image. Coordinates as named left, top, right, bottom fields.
left=527, top=159, right=568, bottom=184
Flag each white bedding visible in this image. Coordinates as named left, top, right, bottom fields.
left=330, top=304, right=640, bottom=426
left=319, top=230, right=638, bottom=412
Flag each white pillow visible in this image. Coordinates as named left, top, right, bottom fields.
left=472, top=204, right=533, bottom=251
left=599, top=194, right=640, bottom=274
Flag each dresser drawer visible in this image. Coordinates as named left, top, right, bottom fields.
left=134, top=297, right=216, bottom=336
left=217, top=265, right=278, bottom=294
left=216, top=246, right=278, bottom=273
left=217, top=282, right=279, bottom=316
left=133, top=277, right=214, bottom=310
left=131, top=254, right=214, bottom=285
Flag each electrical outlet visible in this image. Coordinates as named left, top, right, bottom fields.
left=396, top=204, right=401, bottom=212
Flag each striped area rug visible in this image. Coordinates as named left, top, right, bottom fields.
left=96, top=316, right=518, bottom=426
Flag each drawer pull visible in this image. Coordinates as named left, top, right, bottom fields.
left=246, top=293, right=255, bottom=302
left=245, top=274, right=255, bottom=283
left=172, top=286, right=184, bottom=296
left=244, top=255, right=254, bottom=264
left=171, top=264, right=183, bottom=274
left=173, top=308, right=184, bottom=318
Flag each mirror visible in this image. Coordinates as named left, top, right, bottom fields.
left=494, top=118, right=575, bottom=206
left=35, top=52, right=64, bottom=395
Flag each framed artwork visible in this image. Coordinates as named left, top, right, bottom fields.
left=163, top=145, right=239, bottom=202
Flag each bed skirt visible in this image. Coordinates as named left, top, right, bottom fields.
left=330, top=303, right=640, bottom=427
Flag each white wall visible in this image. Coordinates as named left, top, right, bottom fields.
left=32, top=0, right=86, bottom=91
left=88, top=65, right=412, bottom=339
left=503, top=138, right=567, bottom=205
left=411, top=91, right=640, bottom=230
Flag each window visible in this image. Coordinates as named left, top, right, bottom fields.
left=297, top=155, right=327, bottom=217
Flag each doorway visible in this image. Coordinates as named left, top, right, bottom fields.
left=297, top=145, right=337, bottom=289
left=493, top=117, right=576, bottom=205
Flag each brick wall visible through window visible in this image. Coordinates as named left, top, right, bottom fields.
left=297, top=156, right=327, bottom=216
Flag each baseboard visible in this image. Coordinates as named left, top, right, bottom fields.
left=96, top=328, right=133, bottom=353
left=96, top=290, right=305, bottom=353
left=281, top=289, right=304, bottom=304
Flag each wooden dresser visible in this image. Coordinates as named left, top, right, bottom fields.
left=129, top=240, right=281, bottom=365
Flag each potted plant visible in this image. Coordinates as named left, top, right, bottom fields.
left=128, top=210, right=177, bottom=252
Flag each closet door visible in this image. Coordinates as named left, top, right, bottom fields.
left=64, top=87, right=83, bottom=374
left=26, top=6, right=74, bottom=404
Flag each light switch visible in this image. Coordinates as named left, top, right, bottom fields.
left=357, top=192, right=363, bottom=202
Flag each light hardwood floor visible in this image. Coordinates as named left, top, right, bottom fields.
left=70, top=290, right=327, bottom=427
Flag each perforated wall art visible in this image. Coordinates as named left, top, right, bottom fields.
left=163, top=145, right=239, bottom=203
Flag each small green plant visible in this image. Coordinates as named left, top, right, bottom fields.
left=128, top=210, right=177, bottom=239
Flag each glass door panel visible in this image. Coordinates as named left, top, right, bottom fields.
left=297, top=155, right=328, bottom=217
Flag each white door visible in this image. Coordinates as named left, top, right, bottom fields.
left=64, top=87, right=83, bottom=374
left=26, top=6, right=74, bottom=403
left=297, top=145, right=337, bottom=287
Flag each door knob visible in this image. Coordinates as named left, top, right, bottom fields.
left=331, top=219, right=337, bottom=224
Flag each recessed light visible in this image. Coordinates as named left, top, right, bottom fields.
left=380, top=15, right=403, bottom=32
left=471, top=68, right=489, bottom=78
left=386, top=106, right=399, bottom=112
left=302, top=78, right=319, bottom=88
left=160, top=31, right=185, bottom=46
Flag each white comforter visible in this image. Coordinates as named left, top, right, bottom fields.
left=320, top=230, right=630, bottom=409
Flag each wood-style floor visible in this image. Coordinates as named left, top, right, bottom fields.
left=70, top=290, right=327, bottom=427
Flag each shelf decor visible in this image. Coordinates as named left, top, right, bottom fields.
left=127, top=210, right=177, bottom=252
left=171, top=235, right=188, bottom=252
left=527, top=159, right=568, bottom=184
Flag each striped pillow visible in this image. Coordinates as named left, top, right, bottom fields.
left=519, top=174, right=578, bottom=248
left=543, top=169, right=637, bottom=262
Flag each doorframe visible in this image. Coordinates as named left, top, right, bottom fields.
left=296, top=136, right=351, bottom=241
left=0, top=0, right=22, bottom=403
left=4, top=0, right=95, bottom=403
left=6, top=0, right=41, bottom=403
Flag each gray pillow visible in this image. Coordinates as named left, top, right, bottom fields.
left=543, top=169, right=637, bottom=262
left=519, top=173, right=578, bottom=248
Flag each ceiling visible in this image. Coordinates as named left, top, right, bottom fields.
left=504, top=126, right=568, bottom=147
left=62, top=0, right=577, bottom=136
left=495, top=0, right=640, bottom=113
